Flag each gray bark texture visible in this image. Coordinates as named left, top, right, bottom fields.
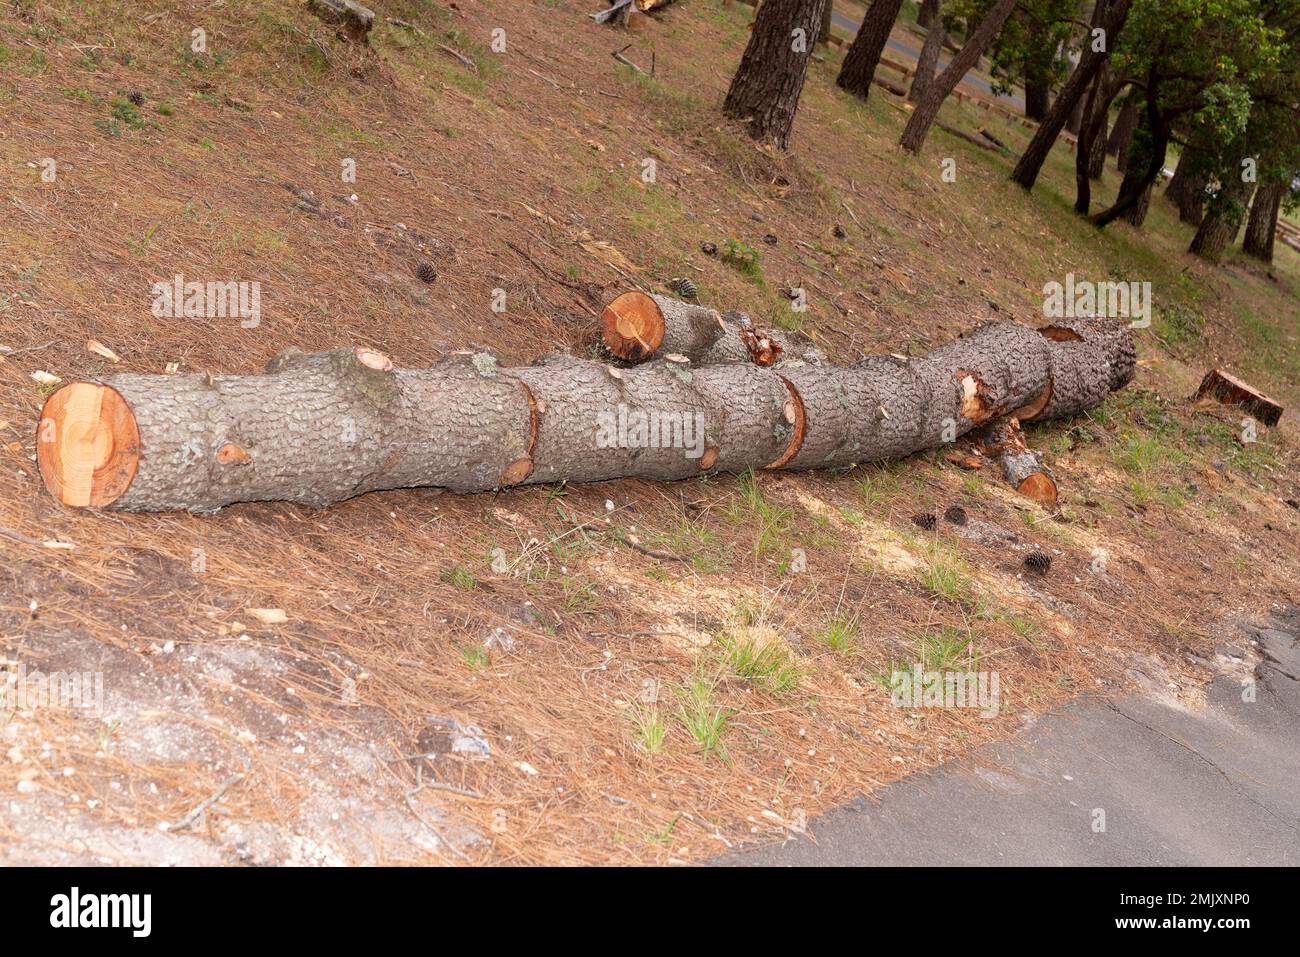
left=43, top=319, right=1135, bottom=512
left=723, top=0, right=829, bottom=150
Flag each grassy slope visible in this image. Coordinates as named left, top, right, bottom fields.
left=0, top=0, right=1295, bottom=864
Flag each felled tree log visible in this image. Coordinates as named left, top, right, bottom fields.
left=600, top=291, right=823, bottom=366
left=978, top=417, right=1057, bottom=505
left=37, top=317, right=1134, bottom=512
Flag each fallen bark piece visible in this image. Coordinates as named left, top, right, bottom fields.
left=37, top=319, right=1132, bottom=512
left=1194, top=368, right=1283, bottom=427
left=978, top=417, right=1058, bottom=505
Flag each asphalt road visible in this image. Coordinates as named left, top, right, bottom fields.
left=717, top=610, right=1300, bottom=866
left=830, top=11, right=1026, bottom=109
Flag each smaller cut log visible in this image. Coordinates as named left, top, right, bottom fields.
left=600, top=290, right=823, bottom=366
left=1194, top=368, right=1283, bottom=426
left=307, top=0, right=374, bottom=43
left=600, top=290, right=725, bottom=363
left=978, top=417, right=1057, bottom=505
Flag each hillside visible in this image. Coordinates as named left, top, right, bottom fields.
left=0, top=0, right=1297, bottom=864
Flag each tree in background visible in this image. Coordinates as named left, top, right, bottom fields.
left=1107, top=96, right=1138, bottom=163
left=1010, top=0, right=1133, bottom=190
left=908, top=0, right=947, bottom=102
left=836, top=0, right=905, bottom=99
left=1241, top=176, right=1295, bottom=262
left=724, top=0, right=831, bottom=150
left=1081, top=0, right=1286, bottom=229
left=899, top=0, right=1019, bottom=152
left=984, top=0, right=1080, bottom=121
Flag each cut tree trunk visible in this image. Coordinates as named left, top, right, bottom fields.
left=1011, top=0, right=1132, bottom=190
left=723, top=0, right=829, bottom=150
left=899, top=0, right=1018, bottom=154
left=1242, top=180, right=1285, bottom=262
left=38, top=318, right=1135, bottom=512
left=908, top=10, right=946, bottom=104
left=836, top=0, right=905, bottom=100
left=1194, top=368, right=1283, bottom=426
left=599, top=291, right=824, bottom=365
left=978, top=417, right=1057, bottom=505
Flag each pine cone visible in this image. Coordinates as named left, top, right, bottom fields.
left=1023, top=551, right=1052, bottom=576
left=416, top=261, right=437, bottom=284
left=668, top=276, right=698, bottom=301
left=911, top=512, right=937, bottom=531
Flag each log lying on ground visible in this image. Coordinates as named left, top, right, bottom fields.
left=600, top=290, right=824, bottom=366
left=1194, top=368, right=1283, bottom=426
left=37, top=317, right=1134, bottom=512
left=978, top=417, right=1057, bottom=505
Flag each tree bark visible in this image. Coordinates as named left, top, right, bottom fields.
left=917, top=0, right=939, bottom=29
left=1011, top=0, right=1132, bottom=190
left=1024, top=79, right=1051, bottom=122
left=836, top=0, right=905, bottom=100
left=1241, top=179, right=1285, bottom=262
left=1065, top=81, right=1086, bottom=136
left=899, top=0, right=1018, bottom=153
left=1074, top=69, right=1118, bottom=213
left=1190, top=177, right=1255, bottom=262
left=1107, top=97, right=1137, bottom=161
left=1091, top=76, right=1169, bottom=228
left=817, top=0, right=834, bottom=44
left=908, top=6, right=946, bottom=103
left=724, top=0, right=829, bottom=150
left=38, top=319, right=1135, bottom=512
left=1165, top=146, right=1208, bottom=225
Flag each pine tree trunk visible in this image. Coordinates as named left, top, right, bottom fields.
left=817, top=0, right=834, bottom=45
left=1107, top=97, right=1137, bottom=160
left=1165, top=146, right=1208, bottom=225
left=1241, top=180, right=1285, bottom=262
left=724, top=0, right=829, bottom=150
left=899, top=0, right=1018, bottom=153
left=836, top=0, right=904, bottom=99
left=1087, top=105, right=1109, bottom=179
left=917, top=0, right=939, bottom=29
left=908, top=8, right=946, bottom=103
left=1091, top=76, right=1169, bottom=228
left=1190, top=178, right=1255, bottom=262
left=1074, top=70, right=1117, bottom=213
left=1065, top=82, right=1085, bottom=135
left=1125, top=182, right=1153, bottom=227
left=37, top=320, right=1135, bottom=512
left=1024, top=79, right=1051, bottom=122
left=1010, top=0, right=1132, bottom=190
